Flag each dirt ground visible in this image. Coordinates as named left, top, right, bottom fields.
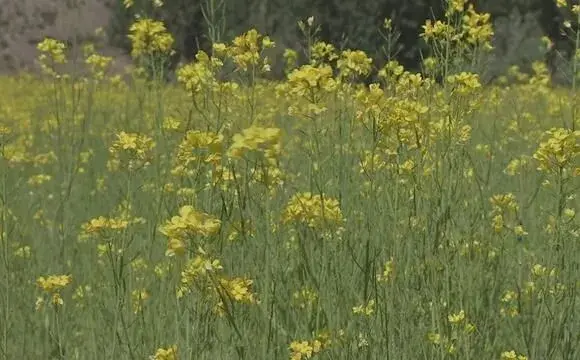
left=0, top=0, right=131, bottom=75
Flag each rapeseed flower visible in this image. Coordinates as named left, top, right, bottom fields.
left=352, top=299, right=375, bottom=316
left=159, top=205, right=221, bottom=241
left=282, top=192, right=344, bottom=230
left=500, top=350, right=527, bottom=360
left=228, top=126, right=281, bottom=160
left=150, top=345, right=178, bottom=360
left=533, top=128, right=579, bottom=172
left=36, top=274, right=72, bottom=309
left=128, top=18, right=174, bottom=58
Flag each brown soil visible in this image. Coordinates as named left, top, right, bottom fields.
left=0, top=0, right=131, bottom=75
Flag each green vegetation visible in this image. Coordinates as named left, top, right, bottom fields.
left=1, top=1, right=579, bottom=359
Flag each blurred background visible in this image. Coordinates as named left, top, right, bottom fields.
left=0, top=0, right=577, bottom=82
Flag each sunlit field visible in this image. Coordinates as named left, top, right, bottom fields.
left=1, top=1, right=579, bottom=359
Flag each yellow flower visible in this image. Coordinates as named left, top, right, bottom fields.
left=36, top=274, right=72, bottom=309
left=563, top=208, right=576, bottom=218
left=533, top=128, right=580, bottom=172
left=288, top=338, right=326, bottom=360
left=27, top=174, right=52, bottom=186
left=37, top=38, right=67, bottom=64
left=227, top=126, right=281, bottom=160
left=446, top=72, right=481, bottom=95
left=352, top=299, right=375, bottom=316
left=448, top=0, right=467, bottom=13
left=289, top=341, right=313, bottom=360
left=108, top=131, right=155, bottom=171
left=131, top=289, right=150, bottom=314
left=500, top=350, right=527, bottom=360
left=227, top=29, right=272, bottom=72
left=514, top=225, right=528, bottom=237
left=150, top=345, right=178, bottom=360
left=427, top=332, right=441, bottom=345
left=282, top=192, right=344, bottom=230
left=448, top=309, right=465, bottom=324
left=128, top=18, right=174, bottom=58
left=36, top=37, right=67, bottom=75
left=292, top=288, right=318, bottom=309
left=377, top=258, right=395, bottom=283
left=159, top=205, right=221, bottom=240
left=218, top=277, right=258, bottom=304
left=166, top=238, right=186, bottom=257
left=286, top=64, right=337, bottom=97
left=337, top=49, right=373, bottom=79
left=176, top=52, right=220, bottom=95
left=37, top=274, right=73, bottom=293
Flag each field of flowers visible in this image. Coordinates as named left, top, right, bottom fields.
left=1, top=1, right=579, bottom=359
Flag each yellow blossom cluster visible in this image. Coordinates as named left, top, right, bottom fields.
left=427, top=309, right=475, bottom=355
left=423, top=2, right=493, bottom=50
left=216, top=277, right=258, bottom=309
left=159, top=205, right=221, bottom=256
left=500, top=351, right=527, bottom=360
left=352, top=299, right=375, bottom=316
left=36, top=38, right=67, bottom=76
left=533, top=127, right=579, bottom=173
left=128, top=18, right=174, bottom=58
left=176, top=50, right=224, bottom=96
left=489, top=193, right=526, bottom=237
left=150, top=345, right=178, bottom=360
left=289, top=334, right=331, bottom=360
left=176, top=249, right=258, bottom=315
left=172, top=130, right=223, bottom=176
left=81, top=202, right=146, bottom=238
left=310, top=42, right=338, bottom=65
left=285, top=64, right=338, bottom=98
left=282, top=192, right=344, bottom=231
left=83, top=43, right=113, bottom=80
left=215, top=28, right=275, bottom=72
left=292, top=287, right=318, bottom=309
left=337, top=50, right=373, bottom=79
left=108, top=131, right=156, bottom=172
left=228, top=126, right=281, bottom=161
left=36, top=274, right=72, bottom=309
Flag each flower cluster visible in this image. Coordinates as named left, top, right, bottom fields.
left=176, top=249, right=258, bottom=315
left=289, top=334, right=331, bottom=360
left=228, top=126, right=281, bottom=161
left=352, top=299, right=375, bottom=316
left=337, top=50, right=373, bottom=80
left=489, top=193, right=526, bottom=238
left=217, top=28, right=275, bottom=72
left=423, top=1, right=493, bottom=49
left=427, top=309, right=475, bottom=355
left=36, top=38, right=67, bottom=76
left=533, top=127, right=579, bottom=173
left=128, top=18, right=174, bottom=58
left=292, top=287, right=318, bottom=309
left=159, top=205, right=221, bottom=256
left=81, top=215, right=145, bottom=236
left=36, top=274, right=72, bottom=309
left=500, top=351, right=527, bottom=360
left=282, top=192, right=344, bottom=231
left=172, top=130, right=224, bottom=176
left=176, top=51, right=223, bottom=96
left=149, top=345, right=178, bottom=360
left=83, top=43, right=113, bottom=80
left=108, top=131, right=156, bottom=172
